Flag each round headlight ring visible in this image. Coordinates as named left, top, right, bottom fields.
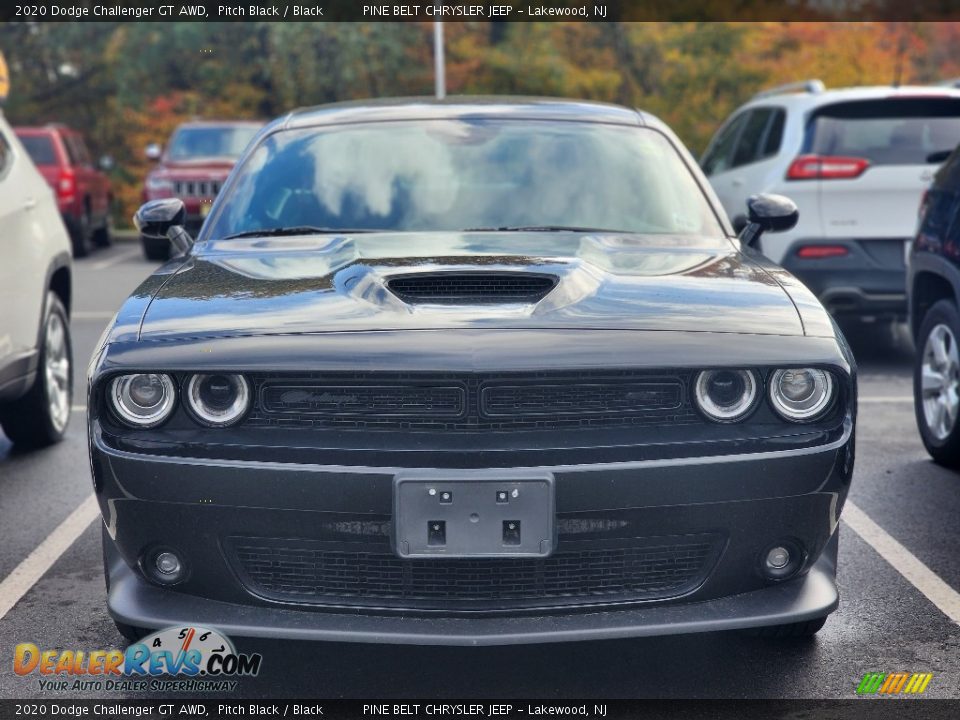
left=769, top=368, right=834, bottom=422
left=186, top=373, right=250, bottom=427
left=109, top=373, right=176, bottom=428
left=694, top=369, right=758, bottom=423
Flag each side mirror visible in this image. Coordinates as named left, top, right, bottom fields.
left=739, top=194, right=799, bottom=249
left=134, top=198, right=193, bottom=255
left=98, top=154, right=114, bottom=172
left=145, top=143, right=162, bottom=161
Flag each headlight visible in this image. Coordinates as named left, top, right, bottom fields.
left=185, top=374, right=250, bottom=427
left=694, top=369, right=758, bottom=422
left=769, top=368, right=834, bottom=421
left=110, top=374, right=176, bottom=428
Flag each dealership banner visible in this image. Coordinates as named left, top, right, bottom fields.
left=3, top=0, right=960, bottom=22
left=2, top=700, right=960, bottom=719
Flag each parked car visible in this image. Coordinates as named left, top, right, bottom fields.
left=0, top=112, right=73, bottom=448
left=14, top=124, right=112, bottom=258
left=93, top=99, right=855, bottom=644
left=140, top=120, right=261, bottom=261
left=909, top=142, right=960, bottom=465
left=702, top=81, right=960, bottom=323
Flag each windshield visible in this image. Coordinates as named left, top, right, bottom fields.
left=205, top=120, right=725, bottom=239
left=167, top=125, right=259, bottom=160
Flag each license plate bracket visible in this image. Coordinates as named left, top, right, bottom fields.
left=393, top=472, right=555, bottom=559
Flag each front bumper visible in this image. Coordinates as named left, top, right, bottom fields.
left=105, top=533, right=839, bottom=646
left=95, top=421, right=852, bottom=644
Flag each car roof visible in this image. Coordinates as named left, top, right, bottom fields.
left=281, top=96, right=645, bottom=130
left=743, top=85, right=960, bottom=112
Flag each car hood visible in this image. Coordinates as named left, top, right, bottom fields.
left=137, top=232, right=804, bottom=340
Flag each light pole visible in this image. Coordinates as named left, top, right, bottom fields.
left=433, top=21, right=446, bottom=99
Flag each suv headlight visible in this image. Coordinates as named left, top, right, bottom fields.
left=110, top=374, right=176, bottom=428
left=694, top=369, right=758, bottom=422
left=185, top=374, right=250, bottom=427
left=769, top=368, right=834, bottom=421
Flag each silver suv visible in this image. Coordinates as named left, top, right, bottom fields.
left=702, top=80, right=960, bottom=321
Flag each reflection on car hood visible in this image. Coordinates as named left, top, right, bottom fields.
left=138, top=232, right=804, bottom=339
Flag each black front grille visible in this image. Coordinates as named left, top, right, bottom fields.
left=229, top=535, right=720, bottom=611
left=261, top=384, right=466, bottom=418
left=386, top=272, right=557, bottom=303
left=481, top=382, right=681, bottom=417
left=246, top=371, right=698, bottom=432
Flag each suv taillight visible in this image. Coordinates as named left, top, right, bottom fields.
left=57, top=167, right=76, bottom=204
left=786, top=154, right=870, bottom=181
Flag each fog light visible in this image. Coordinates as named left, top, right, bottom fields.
left=143, top=548, right=186, bottom=585
left=760, top=541, right=804, bottom=580
left=765, top=546, right=791, bottom=570
left=155, top=552, right=181, bottom=576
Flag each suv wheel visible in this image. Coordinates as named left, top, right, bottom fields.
left=915, top=299, right=960, bottom=466
left=0, top=292, right=72, bottom=448
left=93, top=218, right=112, bottom=248
left=70, top=211, right=92, bottom=258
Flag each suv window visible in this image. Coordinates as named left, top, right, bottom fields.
left=730, top=108, right=787, bottom=168
left=64, top=133, right=90, bottom=166
left=762, top=109, right=786, bottom=158
left=732, top=109, right=773, bottom=167
left=17, top=134, right=57, bottom=166
left=807, top=98, right=960, bottom=165
left=701, top=112, right=748, bottom=176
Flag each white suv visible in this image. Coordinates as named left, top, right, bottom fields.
left=0, top=110, right=74, bottom=448
left=702, top=81, right=960, bottom=321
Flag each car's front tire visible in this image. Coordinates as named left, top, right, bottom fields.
left=141, top=235, right=170, bottom=261
left=0, top=292, right=72, bottom=449
left=914, top=299, right=960, bottom=467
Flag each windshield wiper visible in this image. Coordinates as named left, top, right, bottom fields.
left=221, top=226, right=378, bottom=240
left=462, top=225, right=626, bottom=233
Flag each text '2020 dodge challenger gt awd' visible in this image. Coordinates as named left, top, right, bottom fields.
left=90, top=99, right=856, bottom=645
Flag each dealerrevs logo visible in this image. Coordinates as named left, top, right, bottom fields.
left=15, top=626, right=262, bottom=692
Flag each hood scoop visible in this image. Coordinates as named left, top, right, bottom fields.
left=385, top=272, right=559, bottom=304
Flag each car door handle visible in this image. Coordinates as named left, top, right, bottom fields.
left=23, top=197, right=37, bottom=210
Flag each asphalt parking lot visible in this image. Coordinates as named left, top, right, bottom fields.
left=1, top=241, right=959, bottom=700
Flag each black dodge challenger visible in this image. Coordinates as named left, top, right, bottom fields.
left=90, top=99, right=856, bottom=644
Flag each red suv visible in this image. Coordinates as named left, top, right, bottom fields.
left=141, top=121, right=261, bottom=260
left=14, top=124, right=112, bottom=257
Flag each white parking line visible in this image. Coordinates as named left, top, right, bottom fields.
left=843, top=501, right=960, bottom=624
left=0, top=495, right=99, bottom=621
left=71, top=405, right=86, bottom=412
left=72, top=311, right=116, bottom=320
left=859, top=396, right=913, bottom=403
left=87, top=246, right=140, bottom=271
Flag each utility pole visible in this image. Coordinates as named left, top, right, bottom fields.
left=433, top=21, right=446, bottom=99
